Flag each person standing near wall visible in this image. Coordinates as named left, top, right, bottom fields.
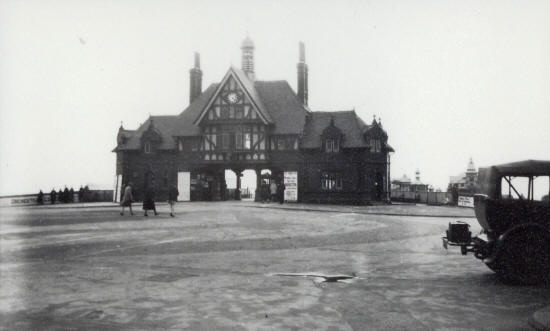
left=50, top=189, right=56, bottom=204
left=168, top=184, right=179, bottom=217
left=277, top=178, right=286, bottom=204
left=270, top=180, right=277, bottom=202
left=261, top=180, right=269, bottom=203
left=120, top=182, right=134, bottom=216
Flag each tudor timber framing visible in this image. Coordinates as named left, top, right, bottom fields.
left=193, top=68, right=272, bottom=126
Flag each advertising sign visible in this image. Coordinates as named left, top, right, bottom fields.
left=458, top=195, right=474, bottom=208
left=284, top=171, right=298, bottom=202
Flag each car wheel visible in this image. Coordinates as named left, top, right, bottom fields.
left=497, top=230, right=550, bottom=285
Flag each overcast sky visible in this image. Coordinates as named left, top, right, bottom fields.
left=1, top=0, right=549, bottom=195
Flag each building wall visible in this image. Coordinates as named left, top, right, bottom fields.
left=117, top=145, right=389, bottom=204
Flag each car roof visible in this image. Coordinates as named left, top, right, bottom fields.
left=492, top=160, right=550, bottom=176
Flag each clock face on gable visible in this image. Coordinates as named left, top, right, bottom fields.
left=224, top=92, right=241, bottom=104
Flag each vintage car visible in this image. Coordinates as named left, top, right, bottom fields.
left=443, top=160, right=550, bottom=284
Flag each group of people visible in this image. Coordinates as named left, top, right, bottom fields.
left=37, top=186, right=91, bottom=204
left=259, top=179, right=285, bottom=204
left=119, top=182, right=179, bottom=217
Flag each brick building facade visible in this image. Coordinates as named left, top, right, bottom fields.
left=113, top=37, right=394, bottom=204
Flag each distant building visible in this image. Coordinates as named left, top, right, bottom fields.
left=391, top=174, right=411, bottom=192
left=392, top=169, right=431, bottom=193
left=448, top=158, right=478, bottom=191
left=391, top=169, right=441, bottom=203
left=410, top=169, right=430, bottom=192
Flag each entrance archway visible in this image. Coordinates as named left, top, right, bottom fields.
left=223, top=169, right=258, bottom=201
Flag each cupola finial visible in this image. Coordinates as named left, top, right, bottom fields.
left=241, top=35, right=255, bottom=80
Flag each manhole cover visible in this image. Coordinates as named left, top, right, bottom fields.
left=273, top=272, right=359, bottom=283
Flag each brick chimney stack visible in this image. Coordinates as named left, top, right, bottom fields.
left=297, top=42, right=308, bottom=105
left=189, top=52, right=202, bottom=104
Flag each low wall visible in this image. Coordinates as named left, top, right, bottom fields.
left=391, top=191, right=452, bottom=205
left=0, top=190, right=114, bottom=207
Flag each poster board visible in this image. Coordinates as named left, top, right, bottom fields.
left=177, top=172, right=191, bottom=201
left=114, top=174, right=122, bottom=202
left=458, top=195, right=474, bottom=208
left=283, top=171, right=298, bottom=202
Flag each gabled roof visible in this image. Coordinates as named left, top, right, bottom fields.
left=450, top=173, right=467, bottom=184
left=301, top=111, right=370, bottom=149
left=254, top=80, right=308, bottom=135
left=114, top=116, right=180, bottom=151
left=174, top=83, right=219, bottom=136
left=393, top=175, right=411, bottom=184
left=193, top=67, right=273, bottom=125
left=114, top=67, right=389, bottom=152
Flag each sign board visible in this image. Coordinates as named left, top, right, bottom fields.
left=458, top=195, right=474, bottom=208
left=283, top=171, right=298, bottom=202
left=177, top=171, right=191, bottom=201
left=113, top=175, right=122, bottom=202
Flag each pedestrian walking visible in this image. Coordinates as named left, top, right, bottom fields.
left=143, top=182, right=158, bottom=216
left=168, top=184, right=179, bottom=217
left=269, top=180, right=278, bottom=202
left=120, top=182, right=134, bottom=216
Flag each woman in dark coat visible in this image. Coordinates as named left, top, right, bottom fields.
left=143, top=183, right=158, bottom=216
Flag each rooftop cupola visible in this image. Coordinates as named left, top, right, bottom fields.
left=241, top=36, right=255, bottom=80
left=466, top=157, right=477, bottom=174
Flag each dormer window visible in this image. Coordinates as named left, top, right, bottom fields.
left=144, top=142, right=151, bottom=154
left=370, top=139, right=381, bottom=153
left=325, top=139, right=339, bottom=153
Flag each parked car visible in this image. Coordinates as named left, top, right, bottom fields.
left=443, top=160, right=550, bottom=284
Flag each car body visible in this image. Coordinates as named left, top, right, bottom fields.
left=443, top=160, right=550, bottom=284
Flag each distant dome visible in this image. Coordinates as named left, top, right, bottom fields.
left=241, top=36, right=254, bottom=48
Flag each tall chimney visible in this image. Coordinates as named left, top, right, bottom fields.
left=241, top=36, right=255, bottom=80
left=189, top=52, right=202, bottom=104
left=297, top=42, right=308, bottom=105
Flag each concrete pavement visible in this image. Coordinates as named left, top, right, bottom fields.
left=1, top=202, right=548, bottom=330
